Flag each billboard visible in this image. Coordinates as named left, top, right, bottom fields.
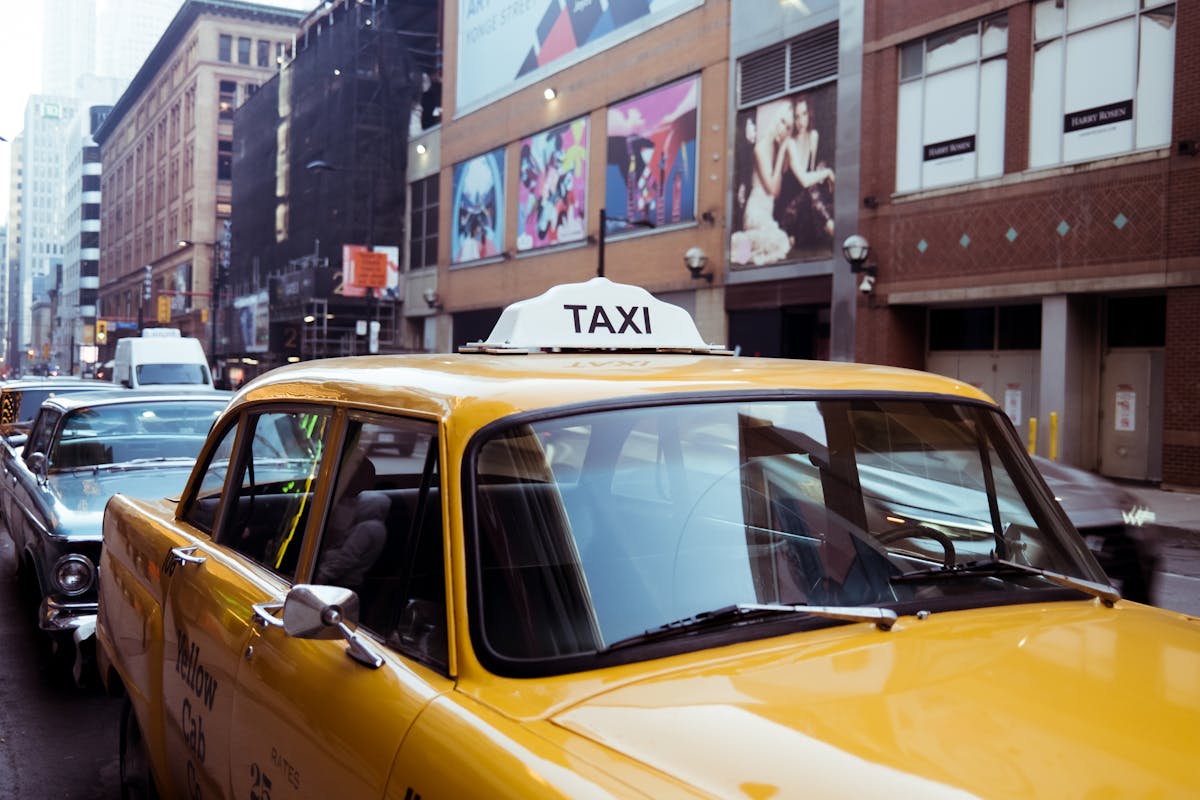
left=729, top=83, right=837, bottom=267
left=231, top=291, right=269, bottom=354
left=517, top=117, right=588, bottom=252
left=604, top=75, right=698, bottom=235
left=340, top=245, right=401, bottom=299
left=451, top=147, right=506, bottom=265
left=457, top=0, right=701, bottom=113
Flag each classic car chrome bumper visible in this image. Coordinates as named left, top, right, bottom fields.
left=39, top=597, right=98, bottom=633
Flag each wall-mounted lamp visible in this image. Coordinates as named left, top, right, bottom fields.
left=415, top=143, right=427, bottom=155
left=543, top=87, right=557, bottom=101
left=422, top=287, right=443, bottom=310
left=684, top=246, right=713, bottom=283
left=333, top=68, right=342, bottom=77
left=842, top=234, right=876, bottom=294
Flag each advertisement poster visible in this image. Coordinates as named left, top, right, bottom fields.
left=518, top=117, right=588, bottom=251
left=231, top=291, right=269, bottom=353
left=457, top=0, right=700, bottom=113
left=604, top=75, right=698, bottom=235
left=340, top=245, right=401, bottom=299
left=451, top=148, right=506, bottom=265
left=730, top=83, right=837, bottom=267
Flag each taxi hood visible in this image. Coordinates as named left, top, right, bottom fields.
left=548, top=602, right=1199, bottom=798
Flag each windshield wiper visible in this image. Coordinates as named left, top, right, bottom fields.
left=601, top=602, right=897, bottom=653
left=894, top=558, right=1120, bottom=607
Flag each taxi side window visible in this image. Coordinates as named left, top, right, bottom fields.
left=313, top=416, right=447, bottom=671
left=218, top=409, right=332, bottom=580
left=184, top=420, right=240, bottom=534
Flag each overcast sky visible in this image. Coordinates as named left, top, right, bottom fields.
left=0, top=0, right=318, bottom=224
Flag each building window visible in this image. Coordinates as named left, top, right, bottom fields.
left=1030, top=0, right=1175, bottom=168
left=409, top=175, right=439, bottom=270
left=218, top=140, right=233, bottom=181
left=896, top=14, right=1007, bottom=193
left=218, top=34, right=232, bottom=63
left=929, top=304, right=1041, bottom=351
left=219, top=80, right=237, bottom=120
left=237, top=37, right=251, bottom=65
left=257, top=39, right=271, bottom=67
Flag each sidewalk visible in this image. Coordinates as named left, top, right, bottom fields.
left=1127, top=484, right=1200, bottom=546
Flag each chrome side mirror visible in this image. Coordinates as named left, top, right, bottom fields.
left=27, top=451, right=48, bottom=481
left=282, top=584, right=383, bottom=668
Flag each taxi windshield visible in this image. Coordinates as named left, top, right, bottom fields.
left=470, top=397, right=1105, bottom=668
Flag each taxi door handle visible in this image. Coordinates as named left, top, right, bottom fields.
left=169, top=545, right=206, bottom=566
left=251, top=601, right=285, bottom=628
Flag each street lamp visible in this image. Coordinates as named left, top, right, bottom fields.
left=597, top=208, right=656, bottom=278
left=177, top=239, right=220, bottom=366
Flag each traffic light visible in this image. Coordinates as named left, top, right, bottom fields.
left=157, top=295, right=172, bottom=323
left=96, top=320, right=108, bottom=344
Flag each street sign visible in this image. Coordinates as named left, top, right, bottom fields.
left=351, top=250, right=388, bottom=289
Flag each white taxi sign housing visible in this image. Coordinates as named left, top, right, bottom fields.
left=461, top=278, right=730, bottom=354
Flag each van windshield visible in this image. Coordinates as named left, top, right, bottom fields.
left=135, top=363, right=210, bottom=385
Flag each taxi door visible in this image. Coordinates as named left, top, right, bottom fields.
left=227, top=414, right=454, bottom=799
left=162, top=406, right=334, bottom=799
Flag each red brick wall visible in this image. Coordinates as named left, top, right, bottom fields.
left=1164, top=288, right=1200, bottom=488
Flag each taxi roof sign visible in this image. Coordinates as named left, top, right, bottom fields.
left=460, top=278, right=730, bottom=355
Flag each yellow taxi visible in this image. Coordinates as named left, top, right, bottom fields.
left=96, top=278, right=1200, bottom=799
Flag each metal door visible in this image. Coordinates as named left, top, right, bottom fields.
left=1099, top=349, right=1163, bottom=481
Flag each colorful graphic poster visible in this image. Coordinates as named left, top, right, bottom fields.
left=340, top=245, right=401, bottom=299
left=457, top=0, right=700, bottom=112
left=729, top=83, right=838, bottom=267
left=517, top=118, right=588, bottom=252
left=604, top=75, right=698, bottom=235
left=451, top=148, right=506, bottom=264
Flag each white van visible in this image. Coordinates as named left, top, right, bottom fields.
left=113, top=329, right=215, bottom=390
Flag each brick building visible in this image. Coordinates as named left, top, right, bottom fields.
left=94, top=0, right=305, bottom=376
left=857, top=0, right=1196, bottom=487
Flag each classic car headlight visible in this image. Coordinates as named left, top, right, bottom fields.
left=52, top=554, right=96, bottom=596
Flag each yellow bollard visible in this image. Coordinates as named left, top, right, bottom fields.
left=1027, top=417, right=1037, bottom=456
left=1049, top=412, right=1058, bottom=461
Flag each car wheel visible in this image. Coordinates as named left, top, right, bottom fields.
left=120, top=698, right=159, bottom=800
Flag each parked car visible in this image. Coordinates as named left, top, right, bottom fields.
left=97, top=279, right=1199, bottom=799
left=4, top=389, right=231, bottom=683
left=1033, top=455, right=1161, bottom=603
left=0, top=376, right=124, bottom=439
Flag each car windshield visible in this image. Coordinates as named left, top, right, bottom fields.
left=471, top=397, right=1105, bottom=666
left=49, top=399, right=225, bottom=470
left=134, top=363, right=210, bottom=385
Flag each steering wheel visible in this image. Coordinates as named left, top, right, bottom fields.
left=877, top=523, right=956, bottom=569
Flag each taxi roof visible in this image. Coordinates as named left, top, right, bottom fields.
left=238, top=352, right=994, bottom=419
left=236, top=280, right=994, bottom=419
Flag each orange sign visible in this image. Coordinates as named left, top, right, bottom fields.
left=352, top=250, right=389, bottom=289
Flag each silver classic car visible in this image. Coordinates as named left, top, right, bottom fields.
left=1, top=389, right=231, bottom=683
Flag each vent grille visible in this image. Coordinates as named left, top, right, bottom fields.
left=790, top=25, right=839, bottom=87
left=739, top=23, right=839, bottom=108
